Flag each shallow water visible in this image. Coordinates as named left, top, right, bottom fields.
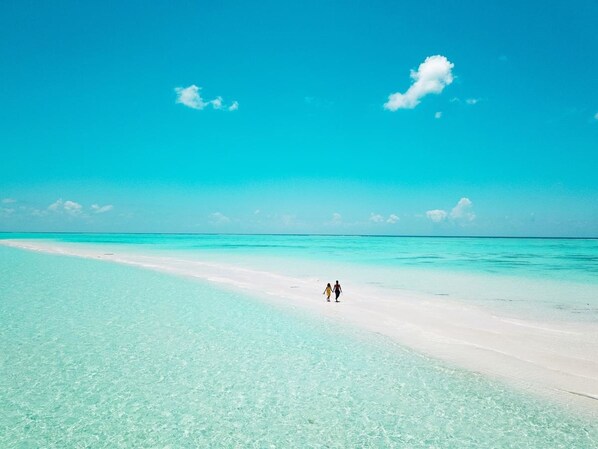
left=3, top=233, right=596, bottom=321
left=1, top=245, right=596, bottom=448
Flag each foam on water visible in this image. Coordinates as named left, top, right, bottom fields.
left=1, top=246, right=596, bottom=448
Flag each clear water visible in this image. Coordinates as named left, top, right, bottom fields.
left=1, top=245, right=596, bottom=448
left=3, top=233, right=597, bottom=321
left=5, top=233, right=597, bottom=283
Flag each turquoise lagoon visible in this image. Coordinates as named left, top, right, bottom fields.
left=1, top=236, right=597, bottom=448
left=6, top=233, right=598, bottom=321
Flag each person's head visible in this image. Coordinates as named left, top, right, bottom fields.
left=327, top=283, right=331, bottom=287
left=335, top=280, right=339, bottom=284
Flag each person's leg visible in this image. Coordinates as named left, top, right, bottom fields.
left=335, top=291, right=340, bottom=302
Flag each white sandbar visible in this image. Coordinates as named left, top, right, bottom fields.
left=3, top=239, right=597, bottom=418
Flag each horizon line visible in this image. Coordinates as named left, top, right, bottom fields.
left=0, top=231, right=596, bottom=240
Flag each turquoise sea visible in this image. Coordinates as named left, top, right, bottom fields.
left=1, top=234, right=597, bottom=447
left=5, top=233, right=598, bottom=320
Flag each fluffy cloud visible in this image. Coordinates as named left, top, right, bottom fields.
left=2, top=198, right=16, bottom=204
left=175, top=85, right=238, bottom=111
left=387, top=214, right=400, bottom=224
left=466, top=98, right=480, bottom=105
left=434, top=111, right=442, bottom=119
left=48, top=199, right=82, bottom=216
left=369, top=213, right=384, bottom=223
left=47, top=200, right=62, bottom=211
left=384, top=55, right=454, bottom=111
left=91, top=204, right=113, bottom=214
left=209, top=212, right=230, bottom=224
left=370, top=213, right=400, bottom=224
left=63, top=201, right=82, bottom=215
left=450, top=197, right=475, bottom=221
left=426, top=209, right=448, bottom=223
left=594, top=112, right=598, bottom=120
left=332, top=212, right=342, bottom=223
left=211, top=96, right=223, bottom=109
left=175, top=85, right=207, bottom=110
left=426, top=197, right=475, bottom=224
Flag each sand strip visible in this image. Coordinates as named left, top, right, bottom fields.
left=3, top=239, right=597, bottom=418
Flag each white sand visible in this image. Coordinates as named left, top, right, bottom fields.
left=3, top=238, right=598, bottom=418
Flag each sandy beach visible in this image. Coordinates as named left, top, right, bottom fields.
left=3, top=238, right=597, bottom=418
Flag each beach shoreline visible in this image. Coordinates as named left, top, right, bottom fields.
left=3, top=238, right=597, bottom=419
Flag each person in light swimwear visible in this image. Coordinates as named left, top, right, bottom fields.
left=323, top=283, right=332, bottom=302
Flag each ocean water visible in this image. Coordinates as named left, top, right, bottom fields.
left=1, top=245, right=596, bottom=448
left=4, top=233, right=597, bottom=321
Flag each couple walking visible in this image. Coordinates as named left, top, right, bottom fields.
left=323, top=280, right=342, bottom=302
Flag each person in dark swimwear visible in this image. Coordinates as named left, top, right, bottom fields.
left=333, top=280, right=342, bottom=302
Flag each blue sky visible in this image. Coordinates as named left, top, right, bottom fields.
left=1, top=0, right=597, bottom=236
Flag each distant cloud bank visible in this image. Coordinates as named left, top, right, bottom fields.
left=426, top=209, right=448, bottom=222
left=384, top=55, right=454, bottom=111
left=91, top=204, right=113, bottom=214
left=386, top=214, right=400, bottom=224
left=426, top=197, right=475, bottom=224
left=175, top=85, right=238, bottom=111
left=209, top=211, right=230, bottom=224
left=369, top=213, right=384, bottom=223
left=370, top=213, right=400, bottom=224
left=48, top=199, right=82, bottom=216
left=45, top=199, right=114, bottom=217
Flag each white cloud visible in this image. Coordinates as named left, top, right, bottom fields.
left=426, top=197, right=475, bottom=224
left=2, top=198, right=16, bottom=204
left=47, top=199, right=63, bottom=211
left=594, top=112, right=598, bottom=120
left=91, top=204, right=113, bottom=214
left=175, top=85, right=238, bottom=111
left=387, top=214, right=400, bottom=224
left=211, top=96, right=223, bottom=109
left=175, top=85, right=207, bottom=110
left=426, top=209, right=448, bottom=223
left=48, top=199, right=82, bottom=216
left=332, top=212, right=342, bottom=223
left=466, top=98, right=480, bottom=105
left=369, top=213, right=384, bottom=223
left=450, top=197, right=475, bottom=221
left=254, top=209, right=260, bottom=215
left=63, top=200, right=82, bottom=215
left=435, top=111, right=442, bottom=119
left=209, top=211, right=230, bottom=224
left=384, top=55, right=454, bottom=111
